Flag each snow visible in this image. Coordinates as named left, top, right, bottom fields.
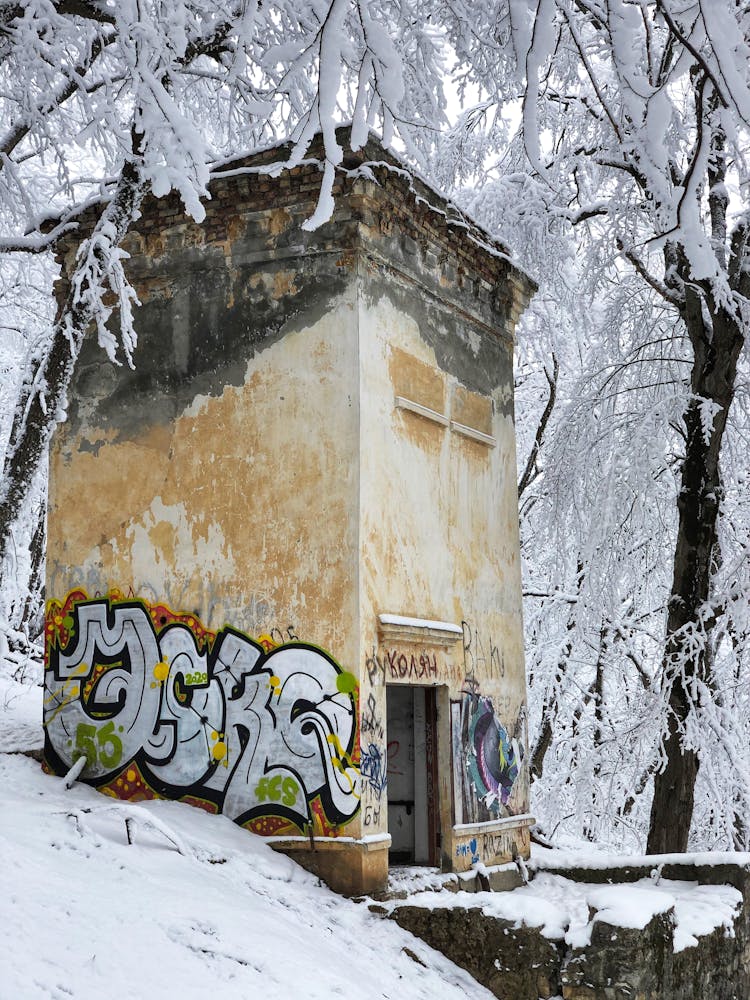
left=0, top=675, right=745, bottom=1000
left=0, top=675, right=494, bottom=1000
left=0, top=673, right=43, bottom=755
left=531, top=843, right=750, bottom=872
left=387, top=871, right=742, bottom=953
left=378, top=614, right=463, bottom=633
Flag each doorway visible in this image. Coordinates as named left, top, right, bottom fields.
left=386, top=685, right=439, bottom=865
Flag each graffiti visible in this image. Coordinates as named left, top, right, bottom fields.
left=360, top=742, right=388, bottom=799
left=258, top=625, right=300, bottom=651
left=467, top=697, right=520, bottom=809
left=481, top=830, right=519, bottom=862
left=385, top=738, right=405, bottom=776
left=455, top=838, right=480, bottom=865
left=376, top=648, right=437, bottom=681
left=385, top=648, right=438, bottom=681
left=363, top=803, right=381, bottom=827
left=366, top=646, right=440, bottom=684
left=44, top=591, right=360, bottom=838
left=461, top=620, right=503, bottom=690
left=452, top=695, right=524, bottom=824
left=366, top=648, right=386, bottom=685
left=361, top=691, right=384, bottom=739
left=455, top=831, right=520, bottom=866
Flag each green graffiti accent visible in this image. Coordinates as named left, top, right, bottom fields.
left=335, top=671, right=357, bottom=694
left=74, top=720, right=123, bottom=770
left=255, top=775, right=299, bottom=807
left=183, top=671, right=208, bottom=686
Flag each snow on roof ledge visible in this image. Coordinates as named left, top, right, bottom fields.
left=378, top=614, right=463, bottom=646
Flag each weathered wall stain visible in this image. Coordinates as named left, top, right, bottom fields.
left=44, top=591, right=360, bottom=837
left=47, top=301, right=361, bottom=657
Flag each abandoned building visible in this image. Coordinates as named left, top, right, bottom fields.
left=43, top=130, right=536, bottom=895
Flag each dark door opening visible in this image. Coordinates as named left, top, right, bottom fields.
left=386, top=685, right=439, bottom=865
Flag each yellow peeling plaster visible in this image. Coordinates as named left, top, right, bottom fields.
left=356, top=289, right=529, bottom=845
left=48, top=295, right=360, bottom=666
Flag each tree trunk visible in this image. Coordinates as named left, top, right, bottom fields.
left=0, top=148, right=145, bottom=589
left=646, top=280, right=745, bottom=853
left=19, top=496, right=46, bottom=641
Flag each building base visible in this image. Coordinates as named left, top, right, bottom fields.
left=269, top=835, right=391, bottom=897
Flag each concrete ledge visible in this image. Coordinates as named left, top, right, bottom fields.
left=453, top=813, right=535, bottom=837
left=377, top=613, right=463, bottom=647
left=269, top=835, right=390, bottom=897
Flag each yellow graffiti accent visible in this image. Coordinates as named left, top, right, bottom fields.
left=153, top=660, right=169, bottom=683
left=326, top=733, right=357, bottom=770
left=212, top=741, right=227, bottom=761
left=43, top=663, right=89, bottom=706
left=43, top=662, right=91, bottom=725
left=325, top=733, right=360, bottom=795
left=43, top=689, right=81, bottom=726
left=326, top=732, right=345, bottom=757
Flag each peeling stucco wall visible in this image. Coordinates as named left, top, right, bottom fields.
left=353, top=202, right=531, bottom=870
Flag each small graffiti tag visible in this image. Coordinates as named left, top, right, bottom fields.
left=361, top=691, right=384, bottom=739
left=456, top=838, right=480, bottom=865
left=365, top=647, right=439, bottom=684
left=461, top=619, right=504, bottom=690
left=385, top=649, right=438, bottom=680
left=360, top=742, right=388, bottom=799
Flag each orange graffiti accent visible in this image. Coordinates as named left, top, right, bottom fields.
left=148, top=603, right=217, bottom=649
left=108, top=760, right=151, bottom=802
left=45, top=589, right=88, bottom=662
left=181, top=796, right=220, bottom=816
left=310, top=796, right=343, bottom=838
left=245, top=815, right=300, bottom=837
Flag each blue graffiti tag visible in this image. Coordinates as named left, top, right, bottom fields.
left=455, top=838, right=480, bottom=864
left=360, top=742, right=388, bottom=799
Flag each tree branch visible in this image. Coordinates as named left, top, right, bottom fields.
left=619, top=240, right=684, bottom=307
left=518, top=354, right=559, bottom=499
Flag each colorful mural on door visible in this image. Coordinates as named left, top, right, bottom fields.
left=44, top=590, right=360, bottom=837
left=451, top=694, right=524, bottom=824
left=466, top=696, right=521, bottom=809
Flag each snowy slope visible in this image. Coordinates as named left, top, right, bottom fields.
left=2, top=674, right=745, bottom=1000
left=0, top=676, right=493, bottom=1000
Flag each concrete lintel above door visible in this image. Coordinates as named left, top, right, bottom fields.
left=378, top=613, right=463, bottom=647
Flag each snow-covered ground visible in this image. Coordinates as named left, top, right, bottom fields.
left=0, top=674, right=494, bottom=1000
left=0, top=674, right=745, bottom=999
